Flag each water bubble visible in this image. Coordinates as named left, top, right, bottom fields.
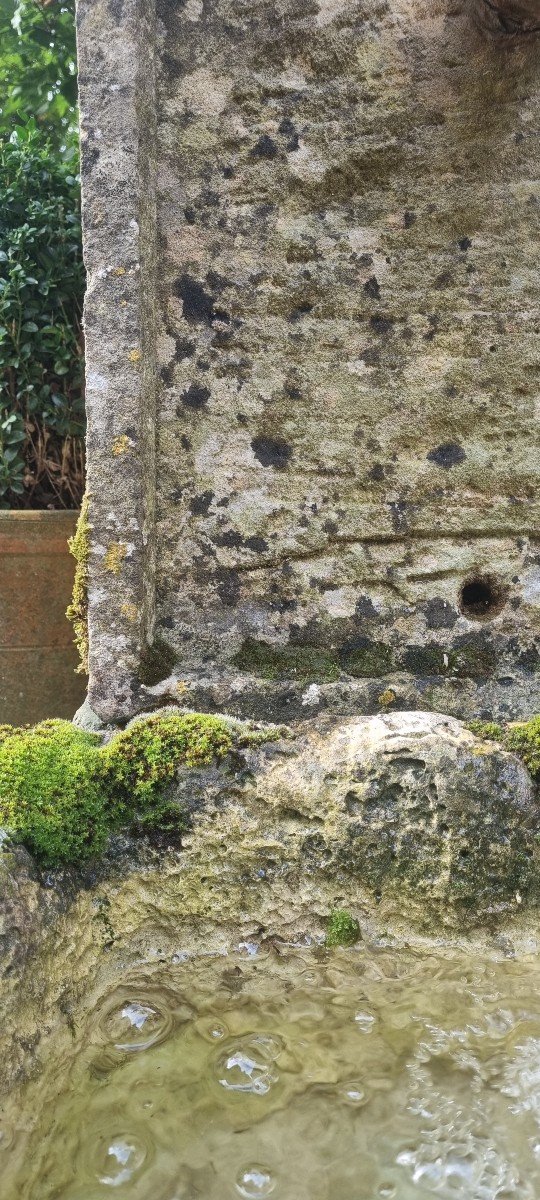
left=195, top=1017, right=229, bottom=1043
left=354, top=1010, right=376, bottom=1033
left=93, top=1132, right=148, bottom=1187
left=236, top=1165, right=276, bottom=1198
left=101, top=996, right=171, bottom=1053
left=340, top=1080, right=368, bottom=1106
left=215, top=1035, right=282, bottom=1096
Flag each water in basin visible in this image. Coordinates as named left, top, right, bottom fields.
left=3, top=941, right=540, bottom=1199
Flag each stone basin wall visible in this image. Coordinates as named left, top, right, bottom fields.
left=77, top=0, right=540, bottom=723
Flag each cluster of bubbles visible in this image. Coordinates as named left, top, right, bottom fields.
left=6, top=949, right=540, bottom=1200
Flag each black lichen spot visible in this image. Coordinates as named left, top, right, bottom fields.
left=251, top=436, right=292, bottom=469
left=364, top=276, right=381, bottom=300
left=458, top=236, right=472, bottom=251
left=175, top=337, right=195, bottom=360
left=180, top=435, right=192, bottom=451
left=250, top=134, right=278, bottom=159
left=368, top=463, right=385, bottom=482
left=427, top=443, right=466, bottom=469
left=421, top=597, right=458, bottom=630
left=245, top=535, right=269, bottom=552
left=178, top=383, right=211, bottom=410
left=370, top=315, right=393, bottom=335
left=189, top=491, right=214, bottom=516
left=174, top=275, right=215, bottom=324
left=404, top=210, right=416, bottom=228
left=215, top=568, right=241, bottom=607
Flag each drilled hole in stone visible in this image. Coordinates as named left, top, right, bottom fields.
left=459, top=575, right=507, bottom=621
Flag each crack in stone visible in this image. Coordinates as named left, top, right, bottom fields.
left=477, top=0, right=540, bottom=35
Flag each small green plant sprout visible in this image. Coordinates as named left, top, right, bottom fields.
left=325, top=909, right=360, bottom=948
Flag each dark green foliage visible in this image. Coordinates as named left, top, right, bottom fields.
left=0, top=713, right=234, bottom=867
left=0, top=1, right=78, bottom=148
left=0, top=124, right=84, bottom=507
left=325, top=909, right=360, bottom=948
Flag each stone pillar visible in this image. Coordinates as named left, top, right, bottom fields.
left=77, top=0, right=158, bottom=720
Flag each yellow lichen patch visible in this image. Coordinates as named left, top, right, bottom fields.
left=120, top=602, right=138, bottom=624
left=104, top=542, right=127, bottom=574
left=129, top=348, right=141, bottom=364
left=112, top=435, right=131, bottom=457
left=112, top=266, right=126, bottom=276
left=378, top=688, right=396, bottom=707
left=66, top=494, right=90, bottom=675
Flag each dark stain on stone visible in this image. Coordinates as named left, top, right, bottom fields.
left=458, top=236, right=472, bottom=251
left=180, top=435, right=192, bottom=450
left=174, top=274, right=215, bottom=324
left=160, top=363, right=174, bottom=386
left=278, top=117, right=300, bottom=151
left=355, top=595, right=379, bottom=620
left=175, top=337, right=196, bottom=359
left=368, top=463, right=385, bottom=482
left=178, top=383, right=211, bottom=410
left=404, top=210, right=416, bottom=227
left=216, top=568, right=241, bottom=606
left=190, top=490, right=214, bottom=516
left=364, top=276, right=381, bottom=300
left=427, top=443, right=466, bottom=469
left=421, top=597, right=458, bottom=630
left=288, top=302, right=313, bottom=322
left=245, top=535, right=269, bottom=552
left=108, top=0, right=125, bottom=20
left=370, top=315, right=394, bottom=335
left=252, top=435, right=292, bottom=469
left=250, top=134, right=278, bottom=159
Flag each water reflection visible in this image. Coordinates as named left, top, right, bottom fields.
left=4, top=944, right=540, bottom=1199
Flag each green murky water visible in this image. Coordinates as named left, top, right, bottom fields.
left=4, top=943, right=540, bottom=1199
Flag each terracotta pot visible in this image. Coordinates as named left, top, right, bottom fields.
left=0, top=511, right=87, bottom=725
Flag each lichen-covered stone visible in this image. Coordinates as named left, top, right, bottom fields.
left=77, top=0, right=540, bottom=724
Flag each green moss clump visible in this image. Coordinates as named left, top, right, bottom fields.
left=102, top=712, right=233, bottom=829
left=66, top=493, right=90, bottom=675
left=138, top=637, right=178, bottom=686
left=468, top=720, right=503, bottom=741
left=325, top=909, right=360, bottom=948
left=0, top=712, right=234, bottom=867
left=234, top=638, right=340, bottom=682
left=0, top=720, right=106, bottom=865
left=506, top=716, right=540, bottom=782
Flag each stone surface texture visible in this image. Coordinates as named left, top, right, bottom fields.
left=0, top=710, right=538, bottom=1091
left=77, top=0, right=540, bottom=723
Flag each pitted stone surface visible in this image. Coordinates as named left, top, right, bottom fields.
left=78, top=0, right=540, bottom=721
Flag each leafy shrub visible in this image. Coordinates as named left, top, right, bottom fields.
left=0, top=0, right=78, bottom=148
left=0, top=712, right=234, bottom=867
left=0, top=123, right=84, bottom=507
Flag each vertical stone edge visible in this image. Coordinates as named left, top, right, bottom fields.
left=76, top=0, right=157, bottom=721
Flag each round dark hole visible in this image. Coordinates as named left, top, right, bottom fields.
left=459, top=575, right=506, bottom=621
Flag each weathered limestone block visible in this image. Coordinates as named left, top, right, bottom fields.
left=77, top=0, right=540, bottom=723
